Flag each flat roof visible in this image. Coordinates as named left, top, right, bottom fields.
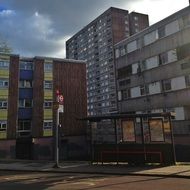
left=79, top=112, right=175, bottom=122
left=115, top=5, right=190, bottom=47
left=34, top=56, right=86, bottom=64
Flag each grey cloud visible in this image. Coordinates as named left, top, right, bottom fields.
left=1, top=0, right=186, bottom=58
left=0, top=0, right=133, bottom=57
left=3, top=0, right=131, bottom=35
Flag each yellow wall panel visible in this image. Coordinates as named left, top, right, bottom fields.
left=0, top=69, right=9, bottom=78
left=0, top=132, right=7, bottom=139
left=44, top=90, right=53, bottom=99
left=44, top=59, right=53, bottom=63
left=0, top=110, right=8, bottom=119
left=0, top=89, right=8, bottom=98
left=44, top=109, right=53, bottom=119
left=43, top=130, right=53, bottom=137
left=0, top=55, right=10, bottom=60
left=44, top=72, right=53, bottom=80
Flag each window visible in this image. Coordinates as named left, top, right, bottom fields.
left=185, top=75, right=190, bottom=87
left=181, top=61, right=190, bottom=70
left=135, top=28, right=139, bottom=33
left=165, top=20, right=179, bottom=36
left=141, top=60, right=147, bottom=71
left=135, top=23, right=139, bottom=26
left=44, top=63, right=53, bottom=71
left=0, top=100, right=8, bottom=109
left=144, top=30, right=158, bottom=46
left=117, top=65, right=132, bottom=79
left=19, top=99, right=33, bottom=108
left=148, top=82, right=161, bottom=95
left=182, top=14, right=190, bottom=27
left=159, top=52, right=168, bottom=65
left=121, top=89, right=131, bottom=100
left=44, top=81, right=53, bottom=89
left=20, top=61, right=33, bottom=70
left=132, top=62, right=140, bottom=74
left=168, top=49, right=177, bottom=63
left=158, top=26, right=165, bottom=38
left=127, top=40, right=137, bottom=53
left=0, top=60, right=9, bottom=69
left=119, top=79, right=131, bottom=87
left=120, top=46, right=126, bottom=56
left=44, top=100, right=52, bottom=108
left=0, top=79, right=8, bottom=88
left=177, top=43, right=190, bottom=60
left=162, top=79, right=171, bottom=91
left=140, top=85, right=149, bottom=95
left=171, top=76, right=186, bottom=90
left=19, top=80, right=33, bottom=88
left=0, top=121, right=7, bottom=131
left=146, top=56, right=159, bottom=69
left=43, top=120, right=53, bottom=130
left=18, top=120, right=31, bottom=131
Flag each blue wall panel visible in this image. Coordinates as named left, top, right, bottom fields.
left=18, top=108, right=32, bottom=119
left=19, top=88, right=33, bottom=99
left=20, top=70, right=33, bottom=80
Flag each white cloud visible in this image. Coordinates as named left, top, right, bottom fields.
left=0, top=0, right=189, bottom=58
left=0, top=10, right=66, bottom=58
left=125, top=0, right=188, bottom=24
left=53, top=35, right=71, bottom=58
left=0, top=9, right=15, bottom=16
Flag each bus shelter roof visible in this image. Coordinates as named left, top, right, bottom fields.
left=79, top=112, right=175, bottom=122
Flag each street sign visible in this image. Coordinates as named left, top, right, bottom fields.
left=58, top=95, right=64, bottom=104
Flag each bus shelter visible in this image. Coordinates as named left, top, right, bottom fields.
left=82, top=112, right=176, bottom=165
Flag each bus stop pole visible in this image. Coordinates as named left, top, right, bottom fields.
left=169, top=115, right=176, bottom=165
left=54, top=107, right=60, bottom=168
left=140, top=117, right=146, bottom=163
left=114, top=119, right=119, bottom=165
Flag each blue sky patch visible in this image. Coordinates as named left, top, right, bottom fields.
left=0, top=5, right=7, bottom=12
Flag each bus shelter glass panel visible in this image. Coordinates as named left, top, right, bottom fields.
left=149, top=119, right=165, bottom=142
left=122, top=120, right=135, bottom=142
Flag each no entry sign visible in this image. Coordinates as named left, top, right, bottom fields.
left=58, top=95, right=64, bottom=104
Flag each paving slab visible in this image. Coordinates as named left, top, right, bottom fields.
left=0, top=160, right=189, bottom=179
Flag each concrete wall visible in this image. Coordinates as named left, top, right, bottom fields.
left=0, top=140, right=16, bottom=159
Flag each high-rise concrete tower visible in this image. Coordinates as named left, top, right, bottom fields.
left=66, top=7, right=149, bottom=116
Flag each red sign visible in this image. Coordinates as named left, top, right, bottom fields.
left=58, top=95, right=64, bottom=104
left=56, top=90, right=60, bottom=96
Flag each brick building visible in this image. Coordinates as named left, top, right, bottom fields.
left=0, top=54, right=87, bottom=160
left=66, top=7, right=149, bottom=116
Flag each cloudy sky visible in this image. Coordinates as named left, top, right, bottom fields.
left=0, top=0, right=189, bottom=58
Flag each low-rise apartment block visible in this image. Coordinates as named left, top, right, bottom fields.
left=115, top=6, right=190, bottom=160
left=0, top=54, right=87, bottom=160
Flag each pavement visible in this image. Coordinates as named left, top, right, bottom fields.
left=0, top=160, right=190, bottom=179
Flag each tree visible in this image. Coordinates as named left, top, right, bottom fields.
left=0, top=40, right=12, bottom=53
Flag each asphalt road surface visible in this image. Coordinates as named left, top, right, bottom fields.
left=0, top=171, right=189, bottom=190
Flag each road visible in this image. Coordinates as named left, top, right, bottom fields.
left=0, top=171, right=189, bottom=190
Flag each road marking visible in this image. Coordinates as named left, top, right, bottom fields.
left=59, top=163, right=89, bottom=169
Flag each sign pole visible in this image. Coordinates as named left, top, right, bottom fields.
left=54, top=106, right=59, bottom=168
left=54, top=90, right=60, bottom=168
left=53, top=90, right=64, bottom=168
